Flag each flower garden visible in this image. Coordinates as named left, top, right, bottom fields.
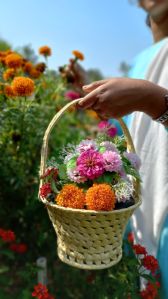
left=0, top=45, right=161, bottom=299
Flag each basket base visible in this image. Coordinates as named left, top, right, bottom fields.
left=57, top=247, right=122, bottom=270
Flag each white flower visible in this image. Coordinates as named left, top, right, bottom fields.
left=113, top=179, right=134, bottom=203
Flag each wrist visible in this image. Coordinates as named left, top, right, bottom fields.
left=139, top=81, right=168, bottom=119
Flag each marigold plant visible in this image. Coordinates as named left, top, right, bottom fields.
left=11, top=76, right=35, bottom=96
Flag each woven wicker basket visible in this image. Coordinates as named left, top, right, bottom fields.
left=39, top=98, right=141, bottom=270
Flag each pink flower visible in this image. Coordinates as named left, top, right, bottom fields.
left=98, top=120, right=109, bottom=130
left=102, top=151, right=122, bottom=172
left=76, top=140, right=97, bottom=153
left=118, top=168, right=128, bottom=180
left=124, top=152, right=141, bottom=170
left=98, top=121, right=117, bottom=137
left=107, top=127, right=117, bottom=137
left=100, top=141, right=118, bottom=153
left=65, top=90, right=81, bottom=101
left=67, top=168, right=87, bottom=183
left=77, top=149, right=104, bottom=180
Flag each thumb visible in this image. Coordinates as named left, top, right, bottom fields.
left=82, top=79, right=109, bottom=93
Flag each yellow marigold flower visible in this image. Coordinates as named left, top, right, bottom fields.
left=86, top=184, right=116, bottom=211
left=56, top=184, right=85, bottom=209
left=5, top=53, right=23, bottom=69
left=12, top=77, right=35, bottom=97
left=3, top=68, right=15, bottom=81
left=86, top=110, right=99, bottom=120
left=72, top=50, right=84, bottom=61
left=39, top=46, right=52, bottom=57
left=4, top=85, right=15, bottom=97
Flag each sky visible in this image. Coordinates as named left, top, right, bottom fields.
left=0, top=0, right=153, bottom=77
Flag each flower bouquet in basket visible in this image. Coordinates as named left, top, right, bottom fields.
left=39, top=99, right=141, bottom=270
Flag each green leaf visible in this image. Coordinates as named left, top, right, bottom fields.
left=67, top=157, right=77, bottom=170
left=141, top=273, right=156, bottom=283
left=51, top=179, right=59, bottom=193
left=0, top=249, right=15, bottom=259
left=99, top=146, right=106, bottom=153
left=0, top=266, right=9, bottom=274
left=58, top=164, right=68, bottom=180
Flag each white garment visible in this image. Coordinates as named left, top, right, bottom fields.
left=130, top=39, right=168, bottom=257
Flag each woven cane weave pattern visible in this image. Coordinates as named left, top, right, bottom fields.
left=46, top=203, right=137, bottom=269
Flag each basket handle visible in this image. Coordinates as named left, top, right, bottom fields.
left=39, top=98, right=135, bottom=188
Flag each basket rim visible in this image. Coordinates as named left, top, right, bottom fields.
left=40, top=196, right=142, bottom=214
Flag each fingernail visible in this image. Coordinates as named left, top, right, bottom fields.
left=83, top=85, right=89, bottom=89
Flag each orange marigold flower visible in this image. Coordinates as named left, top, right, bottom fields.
left=12, top=76, right=35, bottom=97
left=35, top=62, right=46, bottom=73
left=86, top=184, right=116, bottom=211
left=5, top=53, right=23, bottom=69
left=29, top=68, right=41, bottom=79
left=23, top=61, right=33, bottom=73
left=72, top=50, right=84, bottom=61
left=3, top=68, right=15, bottom=81
left=39, top=46, right=52, bottom=56
left=56, top=184, right=85, bottom=209
left=4, top=85, right=15, bottom=97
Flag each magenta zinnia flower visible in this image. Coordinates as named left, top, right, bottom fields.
left=102, top=151, right=122, bottom=172
left=77, top=149, right=104, bottom=180
left=98, top=120, right=117, bottom=137
left=65, top=90, right=81, bottom=101
left=107, top=126, right=117, bottom=137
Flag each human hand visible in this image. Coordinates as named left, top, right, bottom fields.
left=79, top=77, right=168, bottom=121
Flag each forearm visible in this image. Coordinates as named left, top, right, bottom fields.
left=136, top=80, right=168, bottom=127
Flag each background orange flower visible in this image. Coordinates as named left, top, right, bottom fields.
left=5, top=53, right=23, bottom=69
left=12, top=76, right=35, bottom=96
left=39, top=46, right=52, bottom=56
left=72, top=50, right=84, bottom=61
